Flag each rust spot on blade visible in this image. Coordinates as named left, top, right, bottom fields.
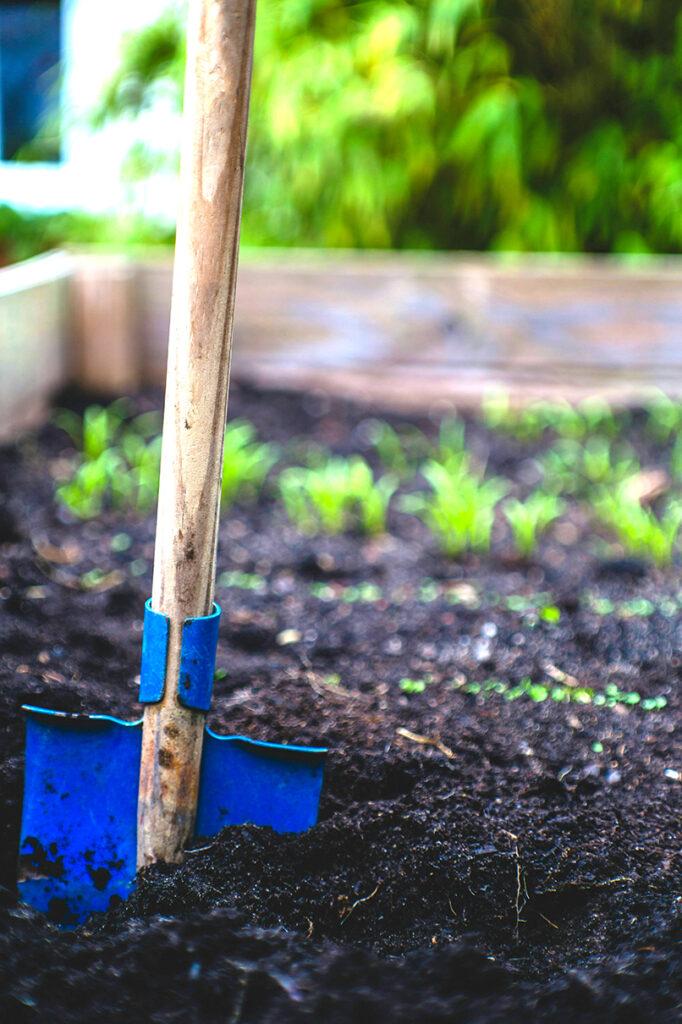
left=18, top=837, right=65, bottom=883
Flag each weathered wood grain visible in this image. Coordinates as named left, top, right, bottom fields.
left=137, top=0, right=257, bottom=868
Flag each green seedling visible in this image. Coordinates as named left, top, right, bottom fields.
left=455, top=676, right=667, bottom=711
left=481, top=395, right=573, bottom=442
left=369, top=417, right=467, bottom=477
left=503, top=491, right=565, bottom=558
left=309, top=580, right=382, bottom=603
left=129, top=410, right=162, bottom=439
left=539, top=437, right=638, bottom=496
left=482, top=393, right=623, bottom=443
left=56, top=450, right=124, bottom=519
left=55, top=399, right=130, bottom=459
left=56, top=404, right=274, bottom=519
left=434, top=417, right=468, bottom=467
left=583, top=591, right=682, bottom=618
left=548, top=397, right=622, bottom=440
left=404, top=459, right=508, bottom=556
left=280, top=457, right=396, bottom=536
left=481, top=393, right=542, bottom=441
left=119, top=433, right=162, bottom=512
left=221, top=420, right=278, bottom=507
left=593, top=482, right=682, bottom=566
left=217, top=570, right=267, bottom=592
left=368, top=420, right=410, bottom=477
left=419, top=579, right=440, bottom=603
left=539, top=603, right=561, bottom=623
left=588, top=595, right=616, bottom=615
left=645, top=391, right=682, bottom=442
left=366, top=420, right=430, bottom=478
left=341, top=582, right=382, bottom=603
left=399, top=678, right=428, bottom=694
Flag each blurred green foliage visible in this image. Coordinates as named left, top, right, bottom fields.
left=4, top=1, right=682, bottom=260
left=90, top=0, right=682, bottom=252
left=0, top=204, right=173, bottom=267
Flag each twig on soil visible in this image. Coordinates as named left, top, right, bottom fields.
left=542, top=875, right=633, bottom=895
left=305, top=670, right=358, bottom=701
left=499, top=829, right=528, bottom=937
left=542, top=663, right=581, bottom=688
left=396, top=727, right=455, bottom=760
left=339, top=882, right=382, bottom=925
left=291, top=653, right=362, bottom=702
left=33, top=538, right=82, bottom=566
left=538, top=912, right=560, bottom=930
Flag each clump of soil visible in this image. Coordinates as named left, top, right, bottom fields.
left=0, top=383, right=680, bottom=1023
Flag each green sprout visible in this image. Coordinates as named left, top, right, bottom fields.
left=481, top=392, right=548, bottom=442
left=645, top=391, right=682, bottom=442
left=404, top=460, right=508, bottom=556
left=482, top=393, right=623, bottom=443
left=340, top=582, right=382, bottom=603
left=221, top=420, right=279, bottom=507
left=434, top=417, right=468, bottom=467
left=366, top=420, right=430, bottom=478
left=56, top=403, right=162, bottom=518
left=368, top=420, right=410, bottom=477
left=217, top=570, right=267, bottom=592
left=541, top=397, right=622, bottom=441
left=503, top=491, right=565, bottom=558
left=399, top=677, right=427, bottom=694
left=55, top=403, right=275, bottom=519
left=280, top=457, right=396, bottom=535
left=593, top=482, right=682, bottom=566
left=119, top=432, right=162, bottom=512
left=454, top=676, right=667, bottom=711
left=56, top=399, right=130, bottom=460
left=56, top=450, right=124, bottom=519
left=368, top=417, right=467, bottom=478
left=539, top=603, right=561, bottom=623
left=539, top=437, right=638, bottom=496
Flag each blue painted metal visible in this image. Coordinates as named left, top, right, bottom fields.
left=19, top=706, right=327, bottom=927
left=197, top=730, right=326, bottom=836
left=139, top=600, right=221, bottom=712
left=177, top=603, right=221, bottom=711
left=19, top=707, right=142, bottom=928
left=138, top=600, right=169, bottom=704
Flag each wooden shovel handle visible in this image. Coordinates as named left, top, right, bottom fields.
left=137, top=0, right=256, bottom=868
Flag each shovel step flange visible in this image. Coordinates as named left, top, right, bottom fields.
left=19, top=706, right=326, bottom=927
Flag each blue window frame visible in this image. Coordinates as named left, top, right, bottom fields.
left=0, top=1, right=62, bottom=162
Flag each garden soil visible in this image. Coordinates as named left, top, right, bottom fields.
left=0, top=384, right=680, bottom=1022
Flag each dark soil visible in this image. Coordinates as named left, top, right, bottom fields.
left=0, top=383, right=680, bottom=1023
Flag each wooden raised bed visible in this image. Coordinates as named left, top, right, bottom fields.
left=3, top=249, right=682, bottom=440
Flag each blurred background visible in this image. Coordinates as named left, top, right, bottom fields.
left=2, top=0, right=682, bottom=263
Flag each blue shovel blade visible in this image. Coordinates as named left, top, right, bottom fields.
left=19, top=706, right=326, bottom=927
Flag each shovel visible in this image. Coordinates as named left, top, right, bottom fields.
left=18, top=0, right=326, bottom=928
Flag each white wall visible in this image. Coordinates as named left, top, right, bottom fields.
left=0, top=0, right=179, bottom=219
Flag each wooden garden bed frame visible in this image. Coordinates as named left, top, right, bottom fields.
left=2, top=248, right=682, bottom=441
